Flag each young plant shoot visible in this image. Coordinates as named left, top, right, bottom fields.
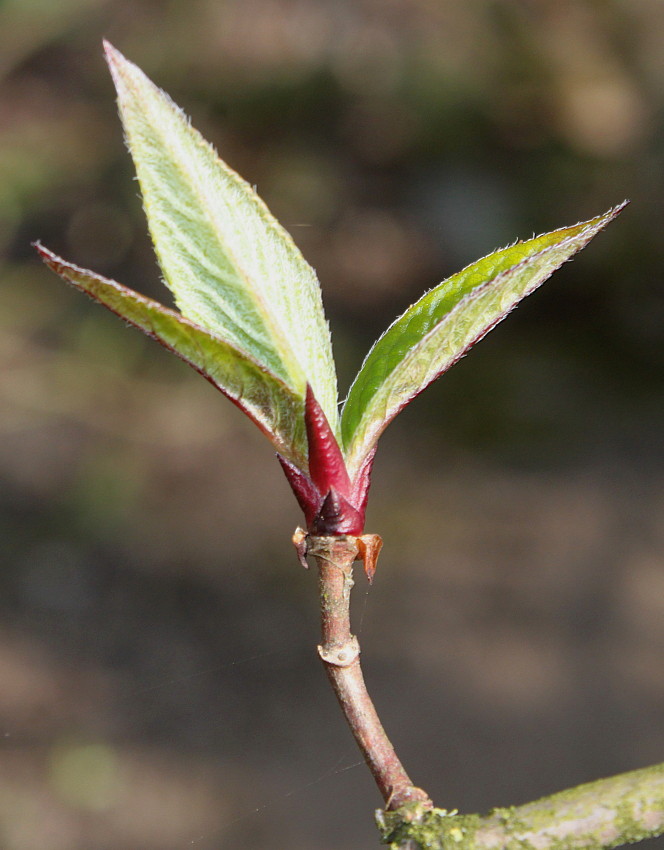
left=37, top=44, right=644, bottom=846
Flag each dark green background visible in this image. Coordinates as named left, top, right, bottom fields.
left=1, top=1, right=663, bottom=848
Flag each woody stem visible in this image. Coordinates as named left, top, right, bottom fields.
left=306, top=534, right=432, bottom=810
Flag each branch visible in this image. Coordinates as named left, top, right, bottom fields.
left=299, top=534, right=664, bottom=849
left=303, top=533, right=432, bottom=810
left=378, top=762, right=664, bottom=850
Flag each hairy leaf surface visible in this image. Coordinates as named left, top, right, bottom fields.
left=36, top=245, right=308, bottom=468
left=104, top=42, right=338, bottom=432
left=341, top=204, right=626, bottom=477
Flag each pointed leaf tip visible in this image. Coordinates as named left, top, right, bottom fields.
left=341, top=203, right=626, bottom=477
left=102, top=40, right=125, bottom=79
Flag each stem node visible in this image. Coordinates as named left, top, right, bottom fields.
left=318, top=636, right=360, bottom=667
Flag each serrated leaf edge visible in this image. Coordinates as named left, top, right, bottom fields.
left=35, top=242, right=309, bottom=469
left=342, top=202, right=627, bottom=476
left=104, top=41, right=339, bottom=433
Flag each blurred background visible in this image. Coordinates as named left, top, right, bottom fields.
left=1, top=0, right=664, bottom=848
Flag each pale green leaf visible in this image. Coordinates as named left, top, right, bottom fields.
left=104, top=42, right=338, bottom=433
left=341, top=204, right=626, bottom=477
left=36, top=244, right=308, bottom=468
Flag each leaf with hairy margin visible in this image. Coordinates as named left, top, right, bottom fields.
left=103, top=41, right=339, bottom=434
left=36, top=244, right=308, bottom=468
left=341, top=203, right=627, bottom=478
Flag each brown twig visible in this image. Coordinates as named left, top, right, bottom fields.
left=301, top=532, right=432, bottom=811
left=298, top=532, right=664, bottom=850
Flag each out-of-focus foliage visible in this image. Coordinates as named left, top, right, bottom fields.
left=2, top=3, right=664, bottom=850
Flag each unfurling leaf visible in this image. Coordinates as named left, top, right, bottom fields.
left=340, top=203, right=627, bottom=478
left=277, top=387, right=364, bottom=536
left=103, top=41, right=339, bottom=434
left=36, top=244, right=308, bottom=468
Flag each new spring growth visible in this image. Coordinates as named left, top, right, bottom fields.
left=36, top=43, right=626, bottom=584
